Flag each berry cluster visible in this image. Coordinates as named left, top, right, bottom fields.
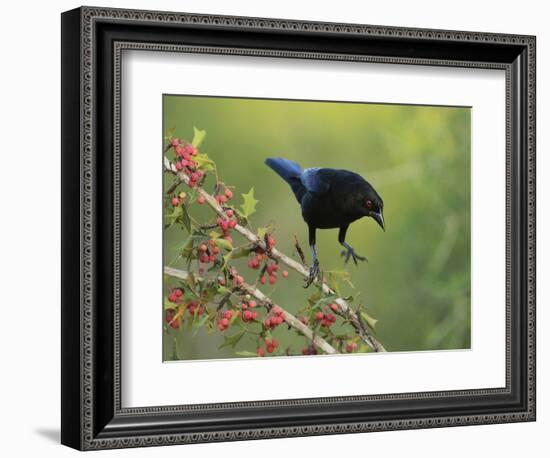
left=215, top=199, right=238, bottom=243
left=228, top=266, right=244, bottom=287
left=198, top=239, right=220, bottom=265
left=257, top=338, right=279, bottom=357
left=165, top=308, right=181, bottom=329
left=248, top=242, right=288, bottom=285
left=217, top=310, right=234, bottom=331
left=241, top=300, right=258, bottom=322
left=171, top=138, right=204, bottom=188
left=315, top=309, right=337, bottom=328
left=167, top=287, right=184, bottom=303
left=345, top=341, right=358, bottom=353
left=170, top=191, right=187, bottom=208
left=263, top=305, right=285, bottom=329
left=187, top=301, right=204, bottom=317
left=215, top=188, right=234, bottom=205
left=301, top=345, right=318, bottom=356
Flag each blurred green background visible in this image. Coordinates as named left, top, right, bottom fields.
left=163, top=95, right=471, bottom=360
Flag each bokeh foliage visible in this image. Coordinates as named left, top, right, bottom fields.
left=163, top=95, right=471, bottom=360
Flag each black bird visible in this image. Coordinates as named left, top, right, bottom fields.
left=265, top=158, right=385, bottom=287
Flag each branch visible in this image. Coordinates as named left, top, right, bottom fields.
left=164, top=157, right=386, bottom=352
left=164, top=266, right=338, bottom=355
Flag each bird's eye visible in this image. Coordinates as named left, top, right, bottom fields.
left=365, top=200, right=373, bottom=209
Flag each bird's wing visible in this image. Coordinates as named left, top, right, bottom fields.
left=301, top=168, right=331, bottom=194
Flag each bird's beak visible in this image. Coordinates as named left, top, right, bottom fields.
left=371, top=211, right=385, bottom=231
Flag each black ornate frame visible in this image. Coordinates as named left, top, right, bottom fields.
left=61, top=6, right=536, bottom=450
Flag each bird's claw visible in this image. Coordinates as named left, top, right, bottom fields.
left=340, top=248, right=367, bottom=265
left=304, top=259, right=320, bottom=288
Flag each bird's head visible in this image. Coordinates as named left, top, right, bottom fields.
left=360, top=187, right=385, bottom=231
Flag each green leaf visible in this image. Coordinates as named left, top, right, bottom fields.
left=193, top=153, right=216, bottom=172
left=217, top=286, right=231, bottom=295
left=361, top=311, right=378, bottom=330
left=326, top=269, right=355, bottom=295
left=257, top=227, right=268, bottom=240
left=164, top=300, right=176, bottom=310
left=214, top=238, right=233, bottom=251
left=235, top=351, right=258, bottom=357
left=219, top=331, right=245, bottom=349
left=181, top=204, right=192, bottom=233
left=165, top=205, right=183, bottom=225
left=209, top=231, right=222, bottom=239
left=239, top=188, right=259, bottom=218
left=231, top=247, right=253, bottom=259
left=191, top=127, right=206, bottom=148
left=222, top=252, right=233, bottom=269
left=164, top=127, right=176, bottom=140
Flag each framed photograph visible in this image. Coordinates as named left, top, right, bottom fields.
left=61, top=6, right=536, bottom=450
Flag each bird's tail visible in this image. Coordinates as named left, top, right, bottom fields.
left=265, top=157, right=306, bottom=203
left=265, top=158, right=302, bottom=182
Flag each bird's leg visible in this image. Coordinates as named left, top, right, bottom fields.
left=339, top=225, right=367, bottom=265
left=304, top=226, right=320, bottom=288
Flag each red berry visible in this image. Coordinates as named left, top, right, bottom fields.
left=260, top=276, right=266, bottom=285
left=225, top=209, right=234, bottom=218
left=257, top=347, right=265, bottom=357
left=327, top=313, right=336, bottom=322
left=223, top=310, right=233, bottom=320
left=171, top=197, right=179, bottom=206
left=175, top=145, right=184, bottom=156
left=269, top=275, right=276, bottom=285
left=197, top=195, right=206, bottom=205
left=251, top=311, right=258, bottom=320
left=282, top=270, right=289, bottom=278
left=199, top=254, right=209, bottom=263
left=171, top=139, right=179, bottom=147
left=228, top=219, right=237, bottom=229
left=199, top=243, right=208, bottom=252
left=234, top=275, right=244, bottom=285
left=272, top=305, right=283, bottom=316
left=243, top=310, right=253, bottom=321
left=216, top=195, right=227, bottom=204
left=168, top=293, right=178, bottom=303
left=165, top=309, right=180, bottom=329
left=249, top=300, right=257, bottom=308
left=330, top=303, right=339, bottom=312
left=220, top=318, right=229, bottom=327
left=175, top=161, right=183, bottom=171
left=174, top=289, right=183, bottom=297
left=224, top=188, right=233, bottom=199
left=186, top=145, right=197, bottom=155
left=315, top=312, right=325, bottom=321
